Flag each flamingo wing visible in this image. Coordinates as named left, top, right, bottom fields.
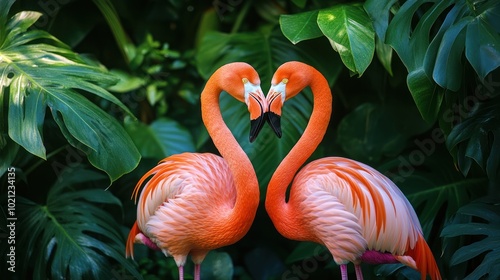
left=291, top=157, right=422, bottom=261
left=129, top=153, right=236, bottom=261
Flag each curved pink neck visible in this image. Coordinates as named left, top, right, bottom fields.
left=201, top=78, right=260, bottom=238
left=265, top=70, right=332, bottom=239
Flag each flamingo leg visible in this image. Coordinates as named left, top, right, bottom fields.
left=178, top=266, right=184, bottom=280
left=194, top=264, right=201, bottom=280
left=354, top=264, right=364, bottom=280
left=340, top=264, right=348, bottom=280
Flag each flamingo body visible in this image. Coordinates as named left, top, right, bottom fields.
left=289, top=157, right=428, bottom=270
left=127, top=153, right=242, bottom=264
left=126, top=63, right=266, bottom=280
left=264, top=61, right=441, bottom=280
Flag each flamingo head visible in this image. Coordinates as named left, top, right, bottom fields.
left=266, top=61, right=312, bottom=138
left=216, top=62, right=268, bottom=142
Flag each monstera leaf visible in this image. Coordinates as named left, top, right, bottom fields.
left=15, top=169, right=141, bottom=280
left=384, top=0, right=500, bottom=122
left=0, top=0, right=140, bottom=181
left=447, top=97, right=500, bottom=182
left=441, top=197, right=500, bottom=280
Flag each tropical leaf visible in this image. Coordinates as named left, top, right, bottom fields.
left=380, top=151, right=488, bottom=237
left=285, top=241, right=327, bottom=264
left=465, top=2, right=500, bottom=81
left=125, top=117, right=196, bottom=159
left=446, top=96, right=500, bottom=182
left=280, top=10, right=322, bottom=44
left=385, top=0, right=500, bottom=123
left=423, top=2, right=470, bottom=92
left=0, top=5, right=140, bottom=181
left=92, top=0, right=135, bottom=63
left=441, top=197, right=500, bottom=280
left=199, top=251, right=234, bottom=280
left=375, top=263, right=421, bottom=280
left=363, top=0, right=399, bottom=75
left=337, top=103, right=407, bottom=163
left=279, top=3, right=375, bottom=75
left=15, top=168, right=142, bottom=280
left=363, top=0, right=398, bottom=41
left=386, top=0, right=454, bottom=123
left=317, top=3, right=375, bottom=75
left=195, top=28, right=342, bottom=187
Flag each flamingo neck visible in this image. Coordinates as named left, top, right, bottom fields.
left=200, top=79, right=260, bottom=238
left=265, top=70, right=332, bottom=239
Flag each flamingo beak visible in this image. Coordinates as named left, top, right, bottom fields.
left=265, top=83, right=285, bottom=138
left=250, top=111, right=266, bottom=143
left=245, top=82, right=268, bottom=143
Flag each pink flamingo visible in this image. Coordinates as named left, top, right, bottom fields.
left=265, top=61, right=441, bottom=280
left=126, top=63, right=266, bottom=280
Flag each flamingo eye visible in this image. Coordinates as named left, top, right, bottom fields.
left=242, top=78, right=249, bottom=84
left=282, top=78, right=288, bottom=84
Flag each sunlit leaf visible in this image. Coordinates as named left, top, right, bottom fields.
left=317, top=4, right=375, bottom=75
left=0, top=7, right=140, bottom=182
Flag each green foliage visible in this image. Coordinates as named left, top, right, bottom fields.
left=1, top=0, right=499, bottom=279
left=125, top=117, right=196, bottom=158
left=441, top=197, right=500, bottom=280
left=280, top=3, right=375, bottom=75
left=384, top=0, right=500, bottom=121
left=317, top=4, right=375, bottom=75
left=447, top=96, right=500, bottom=182
left=0, top=0, right=140, bottom=182
left=14, top=169, right=141, bottom=279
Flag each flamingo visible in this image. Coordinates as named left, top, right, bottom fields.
left=126, top=62, right=266, bottom=280
left=264, top=61, right=441, bottom=280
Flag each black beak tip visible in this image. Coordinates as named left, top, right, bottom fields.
left=267, top=112, right=282, bottom=138
left=249, top=113, right=267, bottom=143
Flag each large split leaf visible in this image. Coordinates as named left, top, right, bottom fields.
left=441, top=197, right=500, bottom=280
left=364, top=0, right=398, bottom=41
left=16, top=169, right=142, bottom=280
left=386, top=0, right=500, bottom=123
left=465, top=2, right=500, bottom=81
left=386, top=0, right=453, bottom=123
left=446, top=96, right=500, bottom=182
left=0, top=5, right=140, bottom=181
